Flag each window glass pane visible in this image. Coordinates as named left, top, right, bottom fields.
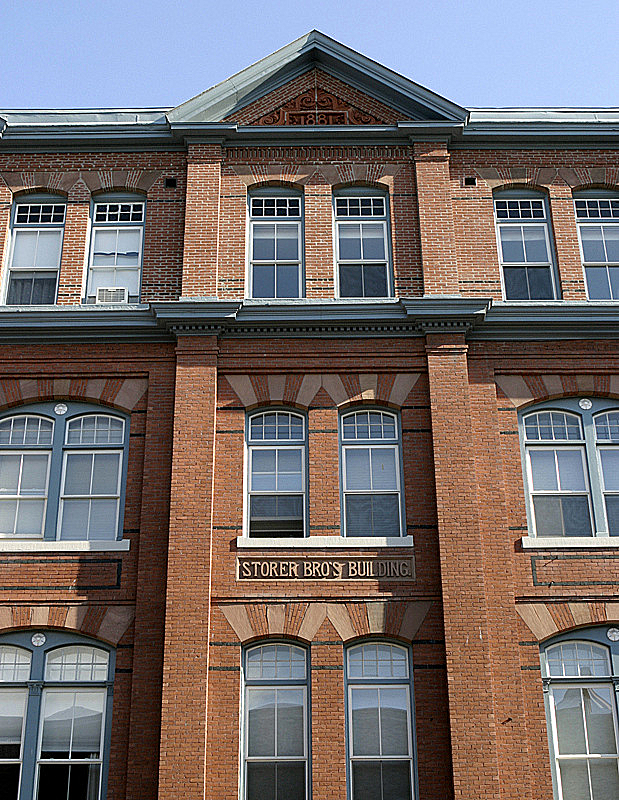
left=503, top=267, right=529, bottom=299
left=0, top=455, right=20, bottom=494
left=246, top=763, right=275, bottom=800
left=600, top=450, right=619, bottom=491
left=8, top=272, right=57, bottom=305
left=276, top=762, right=305, bottom=800
left=249, top=495, right=303, bottom=536
left=247, top=689, right=275, bottom=757
left=59, top=499, right=90, bottom=540
left=21, top=455, right=48, bottom=494
left=586, top=266, right=612, bottom=299
left=253, top=225, right=276, bottom=260
left=277, top=689, right=304, bottom=757
left=11, top=230, right=38, bottom=268
left=352, top=762, right=381, bottom=800
left=595, top=412, right=619, bottom=442
left=15, top=500, right=45, bottom=536
left=37, top=763, right=101, bottom=800
left=91, top=453, right=120, bottom=495
left=64, top=454, right=93, bottom=495
left=381, top=761, right=412, bottom=800
left=276, top=264, right=299, bottom=298
left=529, top=450, right=558, bottom=491
left=533, top=496, right=563, bottom=536
left=554, top=688, right=586, bottom=754
left=556, top=450, right=586, bottom=491
left=35, top=231, right=63, bottom=268
left=251, top=450, right=277, bottom=491
left=581, top=226, right=606, bottom=262
left=346, top=494, right=400, bottom=537
left=523, top=226, right=549, bottom=262
left=527, top=267, right=554, bottom=299
left=339, top=265, right=363, bottom=297
left=0, top=763, right=20, bottom=800
left=45, top=647, right=109, bottom=682
left=91, top=230, right=117, bottom=266
left=547, top=642, right=610, bottom=678
left=370, top=449, right=397, bottom=491
left=499, top=227, right=525, bottom=262
left=604, top=225, right=619, bottom=262
left=345, top=449, right=371, bottom=490
left=71, top=692, right=104, bottom=756
left=339, top=224, right=362, bottom=260
left=361, top=224, right=385, bottom=260
left=351, top=688, right=380, bottom=756
left=558, top=760, right=590, bottom=800
left=525, top=412, right=582, bottom=441
left=606, top=496, right=619, bottom=536
left=276, top=450, right=302, bottom=492
left=363, top=265, right=388, bottom=297
left=0, top=502, right=17, bottom=536
left=562, top=496, right=592, bottom=536
left=0, top=690, right=26, bottom=758
left=379, top=688, right=409, bottom=756
left=610, top=267, right=619, bottom=301
left=114, top=268, right=140, bottom=295
left=115, top=229, right=140, bottom=266
left=252, top=265, right=275, bottom=298
left=88, top=499, right=118, bottom=540
left=590, top=760, right=619, bottom=799
left=40, top=692, right=73, bottom=758
left=584, top=686, right=617, bottom=754
left=0, top=648, right=31, bottom=682
left=275, top=225, right=298, bottom=261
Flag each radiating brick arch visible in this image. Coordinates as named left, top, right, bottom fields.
left=517, top=601, right=619, bottom=642
left=476, top=165, right=619, bottom=190
left=223, top=372, right=419, bottom=409
left=0, top=170, right=161, bottom=197
left=0, top=377, right=148, bottom=412
left=232, top=163, right=403, bottom=189
left=0, top=604, right=135, bottom=645
left=219, top=600, right=432, bottom=644
left=495, top=374, right=617, bottom=408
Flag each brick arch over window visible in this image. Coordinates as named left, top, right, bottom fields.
left=516, top=602, right=619, bottom=642
left=476, top=166, right=619, bottom=190
left=0, top=377, right=147, bottom=412
left=495, top=375, right=618, bottom=407
left=0, top=170, right=160, bottom=197
left=219, top=600, right=432, bottom=644
left=223, top=372, right=419, bottom=409
left=0, top=604, right=134, bottom=645
left=231, top=163, right=403, bottom=189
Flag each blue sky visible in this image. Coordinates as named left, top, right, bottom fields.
left=2, top=0, right=618, bottom=110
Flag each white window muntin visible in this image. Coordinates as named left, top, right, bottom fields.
left=0, top=450, right=51, bottom=538
left=14, top=204, right=66, bottom=226
left=58, top=449, right=122, bottom=541
left=45, top=645, right=109, bottom=683
left=335, top=196, right=386, bottom=218
left=65, top=415, right=125, bottom=446
left=86, top=224, right=144, bottom=299
left=34, top=687, right=106, bottom=800
left=250, top=197, right=301, bottom=218
left=0, top=415, right=54, bottom=447
left=93, top=202, right=144, bottom=224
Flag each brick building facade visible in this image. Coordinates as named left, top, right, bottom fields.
left=0, top=30, right=618, bottom=800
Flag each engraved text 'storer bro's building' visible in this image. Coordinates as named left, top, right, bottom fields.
left=1, top=30, right=619, bottom=800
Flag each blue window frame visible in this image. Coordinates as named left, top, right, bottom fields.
left=5, top=195, right=66, bottom=306
left=246, top=410, right=307, bottom=538
left=85, top=193, right=145, bottom=304
left=247, top=188, right=304, bottom=299
left=541, top=627, right=619, bottom=800
left=333, top=188, right=392, bottom=299
left=0, top=403, right=130, bottom=541
left=242, top=642, right=309, bottom=800
left=0, top=630, right=115, bottom=800
left=493, top=189, right=558, bottom=300
left=340, top=409, right=404, bottom=537
left=345, top=641, right=416, bottom=800
left=519, top=398, right=619, bottom=539
left=573, top=190, right=619, bottom=301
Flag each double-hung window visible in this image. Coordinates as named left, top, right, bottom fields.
left=248, top=193, right=303, bottom=298
left=0, top=404, right=128, bottom=542
left=341, top=410, right=403, bottom=537
left=521, top=399, right=619, bottom=539
left=243, top=643, right=308, bottom=800
left=86, top=197, right=145, bottom=303
left=494, top=193, right=557, bottom=300
left=334, top=193, right=391, bottom=298
left=246, top=411, right=306, bottom=537
left=574, top=194, right=619, bottom=300
left=542, top=630, right=619, bottom=800
left=0, top=630, right=114, bottom=800
left=5, top=198, right=65, bottom=305
left=347, top=642, right=415, bottom=800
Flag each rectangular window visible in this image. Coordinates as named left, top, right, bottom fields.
left=58, top=450, right=122, bottom=540
left=0, top=689, right=27, bottom=800
left=86, top=202, right=144, bottom=303
left=6, top=204, right=65, bottom=305
left=335, top=196, right=391, bottom=298
left=575, top=198, right=619, bottom=300
left=494, top=197, right=556, bottom=300
left=249, top=196, right=302, bottom=298
left=0, top=452, right=50, bottom=538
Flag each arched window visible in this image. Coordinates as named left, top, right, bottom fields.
left=333, top=188, right=392, bottom=298
left=86, top=193, right=145, bottom=304
left=246, top=410, right=306, bottom=538
left=5, top=194, right=66, bottom=305
left=0, top=630, right=114, bottom=800
left=247, top=188, right=303, bottom=299
left=573, top=190, right=619, bottom=300
left=346, top=642, right=414, bottom=800
left=340, top=410, right=403, bottom=537
left=0, top=403, right=129, bottom=541
left=520, top=399, right=619, bottom=540
left=541, top=629, right=619, bottom=799
left=242, top=642, right=309, bottom=800
left=493, top=189, right=558, bottom=300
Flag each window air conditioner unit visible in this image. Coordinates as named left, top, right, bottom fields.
left=95, top=287, right=128, bottom=304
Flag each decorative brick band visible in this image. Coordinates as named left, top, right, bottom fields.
left=495, top=374, right=618, bottom=408
left=223, top=372, right=419, bottom=409
left=476, top=166, right=619, bottom=190
left=0, top=377, right=148, bottom=412
left=219, top=600, right=432, bottom=643
left=0, top=170, right=161, bottom=197
left=0, top=604, right=135, bottom=645
left=231, top=163, right=403, bottom=189
left=516, top=601, right=619, bottom=641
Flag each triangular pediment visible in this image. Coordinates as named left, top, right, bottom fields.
left=168, top=31, right=467, bottom=125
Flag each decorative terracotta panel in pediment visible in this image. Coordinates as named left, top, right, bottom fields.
left=255, top=86, right=383, bottom=126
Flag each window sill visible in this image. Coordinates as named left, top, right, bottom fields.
left=521, top=536, right=619, bottom=549
left=0, top=540, right=130, bottom=552
left=236, top=536, right=414, bottom=549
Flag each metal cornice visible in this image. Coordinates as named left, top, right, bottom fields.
left=471, top=302, right=619, bottom=340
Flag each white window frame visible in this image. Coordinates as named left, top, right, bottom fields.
left=85, top=199, right=145, bottom=303
left=247, top=193, right=303, bottom=299
left=4, top=200, right=66, bottom=305
left=0, top=449, right=51, bottom=538
left=340, top=410, right=404, bottom=538
left=245, top=411, right=307, bottom=538
left=493, top=195, right=558, bottom=301
left=574, top=196, right=619, bottom=301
